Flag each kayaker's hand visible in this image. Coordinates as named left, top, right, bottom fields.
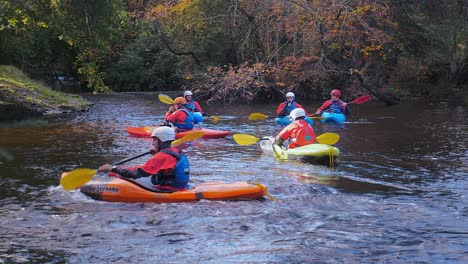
left=168, top=105, right=175, bottom=113
left=149, top=148, right=158, bottom=154
left=315, top=110, right=321, bottom=115
left=98, top=164, right=113, bottom=173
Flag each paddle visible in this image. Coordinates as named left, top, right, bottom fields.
left=158, top=93, right=175, bottom=104
left=158, top=94, right=221, bottom=122
left=249, top=112, right=323, bottom=121
left=233, top=132, right=340, bottom=146
left=347, top=94, right=371, bottom=105
left=60, top=131, right=204, bottom=191
left=171, top=130, right=204, bottom=145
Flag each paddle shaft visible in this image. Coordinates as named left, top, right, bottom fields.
left=113, top=151, right=152, bottom=166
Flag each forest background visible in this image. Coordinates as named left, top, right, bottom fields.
left=1, top=0, right=467, bottom=105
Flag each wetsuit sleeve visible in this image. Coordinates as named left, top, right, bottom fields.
left=194, top=101, right=203, bottom=113
left=276, top=123, right=293, bottom=141
left=277, top=102, right=287, bottom=117
left=114, top=153, right=177, bottom=178
left=112, top=167, right=152, bottom=179
left=169, top=110, right=187, bottom=124
left=317, top=100, right=332, bottom=112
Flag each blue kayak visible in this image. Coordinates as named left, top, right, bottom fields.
left=321, top=112, right=346, bottom=124
left=275, top=116, right=314, bottom=127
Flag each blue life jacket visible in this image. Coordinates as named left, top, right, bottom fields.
left=185, top=101, right=199, bottom=112
left=157, top=149, right=190, bottom=188
left=279, top=101, right=298, bottom=117
left=172, top=108, right=195, bottom=131
left=329, top=100, right=345, bottom=113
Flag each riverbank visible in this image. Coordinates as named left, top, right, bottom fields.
left=0, top=66, right=92, bottom=122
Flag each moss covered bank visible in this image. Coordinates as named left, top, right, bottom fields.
left=0, top=66, right=92, bottom=122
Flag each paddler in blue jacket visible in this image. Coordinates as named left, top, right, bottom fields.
left=276, top=92, right=306, bottom=117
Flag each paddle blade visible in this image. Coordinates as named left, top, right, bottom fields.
left=60, top=168, right=97, bottom=191
left=316, top=132, right=340, bottom=145
left=351, top=95, right=371, bottom=104
left=248, top=112, right=268, bottom=121
left=158, top=94, right=174, bottom=105
left=272, top=144, right=284, bottom=159
left=210, top=115, right=221, bottom=123
left=233, top=134, right=261, bottom=145
left=172, top=131, right=204, bottom=146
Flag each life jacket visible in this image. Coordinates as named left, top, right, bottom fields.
left=328, top=100, right=346, bottom=113
left=279, top=101, right=298, bottom=117
left=185, top=101, right=199, bottom=112
left=289, top=120, right=316, bottom=148
left=172, top=108, right=195, bottom=131
left=153, top=149, right=190, bottom=189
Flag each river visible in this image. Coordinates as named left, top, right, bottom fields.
left=0, top=92, right=466, bottom=263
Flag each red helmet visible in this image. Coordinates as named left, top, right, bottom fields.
left=330, top=89, right=341, bottom=97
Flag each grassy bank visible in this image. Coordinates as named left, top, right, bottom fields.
left=0, top=65, right=92, bottom=121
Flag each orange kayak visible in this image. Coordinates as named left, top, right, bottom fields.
left=80, top=177, right=267, bottom=203
left=126, top=126, right=232, bottom=139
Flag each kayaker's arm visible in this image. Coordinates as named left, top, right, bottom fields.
left=275, top=137, right=285, bottom=146
left=112, top=167, right=152, bottom=179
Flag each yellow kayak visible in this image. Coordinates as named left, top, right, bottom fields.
left=259, top=137, right=339, bottom=163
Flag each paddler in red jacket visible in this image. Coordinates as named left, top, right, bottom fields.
left=98, top=126, right=190, bottom=190
left=275, top=108, right=316, bottom=149
left=315, top=89, right=351, bottom=115
left=164, top=97, right=195, bottom=132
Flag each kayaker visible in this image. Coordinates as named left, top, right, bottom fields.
left=98, top=126, right=190, bottom=191
left=315, top=89, right=351, bottom=115
left=184, top=91, right=205, bottom=115
left=275, top=108, right=316, bottom=149
left=164, top=97, right=195, bottom=132
left=276, top=92, right=306, bottom=118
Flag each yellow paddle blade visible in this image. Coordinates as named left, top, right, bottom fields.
left=308, top=116, right=324, bottom=120
left=272, top=144, right=284, bottom=159
left=158, top=94, right=174, bottom=105
left=233, top=134, right=261, bottom=145
left=60, top=168, right=97, bottom=191
left=316, top=132, right=340, bottom=145
left=210, top=115, right=221, bottom=123
left=248, top=112, right=268, bottom=121
left=172, top=131, right=204, bottom=146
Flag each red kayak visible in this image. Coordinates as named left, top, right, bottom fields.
left=126, top=126, right=232, bottom=139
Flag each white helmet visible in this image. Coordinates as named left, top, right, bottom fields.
left=151, top=127, right=175, bottom=142
left=286, top=92, right=295, bottom=98
left=289, top=108, right=306, bottom=120
left=184, top=91, right=193, bottom=97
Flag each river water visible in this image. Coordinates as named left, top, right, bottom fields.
left=0, top=92, right=466, bottom=263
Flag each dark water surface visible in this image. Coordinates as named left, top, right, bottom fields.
left=0, top=92, right=466, bottom=263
